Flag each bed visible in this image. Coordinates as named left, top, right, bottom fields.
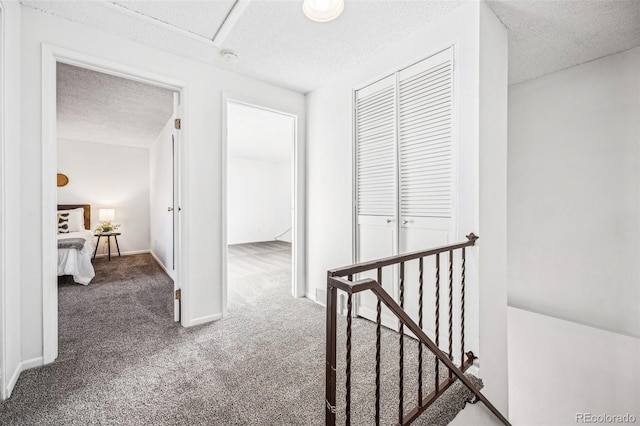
left=57, top=204, right=95, bottom=285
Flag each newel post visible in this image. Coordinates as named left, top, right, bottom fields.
left=325, top=272, right=337, bottom=425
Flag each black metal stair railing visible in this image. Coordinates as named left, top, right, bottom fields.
left=325, top=233, right=511, bottom=425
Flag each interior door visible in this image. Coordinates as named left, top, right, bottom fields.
left=172, top=92, right=181, bottom=322
left=353, top=49, right=455, bottom=334
left=354, top=74, right=398, bottom=328
left=398, top=49, right=454, bottom=342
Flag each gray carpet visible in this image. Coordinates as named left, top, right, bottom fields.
left=0, top=242, right=479, bottom=425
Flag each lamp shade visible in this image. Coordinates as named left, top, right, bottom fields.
left=99, top=208, right=115, bottom=222
left=303, top=0, right=344, bottom=22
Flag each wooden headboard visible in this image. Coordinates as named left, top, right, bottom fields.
left=58, top=204, right=91, bottom=230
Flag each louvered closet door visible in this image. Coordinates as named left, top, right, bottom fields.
left=354, top=74, right=398, bottom=327
left=398, top=48, right=455, bottom=342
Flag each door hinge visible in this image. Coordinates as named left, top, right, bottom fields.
left=174, top=118, right=181, bottom=130
left=175, top=289, right=181, bottom=300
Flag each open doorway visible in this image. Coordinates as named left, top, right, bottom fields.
left=55, top=61, right=179, bottom=301
left=224, top=100, right=296, bottom=309
left=45, top=54, right=184, bottom=363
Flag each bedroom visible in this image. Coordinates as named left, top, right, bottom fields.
left=55, top=62, right=180, bottom=319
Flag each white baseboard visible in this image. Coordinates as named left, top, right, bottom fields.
left=5, top=364, right=21, bottom=399
left=305, top=291, right=323, bottom=306
left=186, top=313, right=222, bottom=327
left=150, top=251, right=175, bottom=280
left=5, top=356, right=44, bottom=399
left=21, top=356, right=44, bottom=370
left=94, top=249, right=150, bottom=259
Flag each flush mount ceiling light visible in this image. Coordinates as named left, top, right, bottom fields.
left=303, top=0, right=344, bottom=22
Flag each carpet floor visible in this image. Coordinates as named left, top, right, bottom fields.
left=0, top=242, right=478, bottom=425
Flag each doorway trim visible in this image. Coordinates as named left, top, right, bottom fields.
left=0, top=0, right=6, bottom=400
left=41, top=44, right=189, bottom=364
left=221, top=93, right=304, bottom=314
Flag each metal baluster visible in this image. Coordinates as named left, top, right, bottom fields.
left=460, top=248, right=466, bottom=369
left=418, top=257, right=423, bottom=405
left=399, top=262, right=405, bottom=424
left=435, top=253, right=440, bottom=392
left=448, top=250, right=453, bottom=379
left=375, top=268, right=382, bottom=426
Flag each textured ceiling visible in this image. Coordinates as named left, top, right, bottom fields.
left=227, top=102, right=294, bottom=162
left=57, top=63, right=175, bottom=148
left=21, top=0, right=465, bottom=93
left=33, top=0, right=640, bottom=149
left=488, top=0, right=640, bottom=85
left=25, top=0, right=640, bottom=92
left=220, top=0, right=466, bottom=92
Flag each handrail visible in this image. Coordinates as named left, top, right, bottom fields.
left=328, top=275, right=511, bottom=425
left=329, top=233, right=479, bottom=277
left=325, top=233, right=511, bottom=425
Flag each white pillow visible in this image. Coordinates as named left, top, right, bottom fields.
left=57, top=208, right=85, bottom=232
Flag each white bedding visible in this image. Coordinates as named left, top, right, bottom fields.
left=58, top=229, right=95, bottom=285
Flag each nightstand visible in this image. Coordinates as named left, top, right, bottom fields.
left=93, top=232, right=121, bottom=261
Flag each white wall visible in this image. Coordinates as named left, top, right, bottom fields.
left=508, top=47, right=640, bottom=338
left=275, top=160, right=293, bottom=243
left=149, top=115, right=175, bottom=277
left=19, top=6, right=305, bottom=364
left=57, top=139, right=150, bottom=255
left=508, top=307, right=640, bottom=425
left=227, top=157, right=292, bottom=245
left=306, top=1, right=509, bottom=413
left=0, top=0, right=21, bottom=399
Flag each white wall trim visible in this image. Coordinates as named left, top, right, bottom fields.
left=5, top=363, right=20, bottom=399
left=41, top=42, right=58, bottom=367
left=221, top=92, right=306, bottom=317
left=0, top=0, right=6, bottom=400
left=102, top=2, right=216, bottom=47
left=150, top=250, right=175, bottom=280
left=304, top=291, right=318, bottom=304
left=187, top=313, right=223, bottom=327
left=94, top=249, right=151, bottom=259
left=19, top=356, right=44, bottom=371
left=41, top=44, right=190, bottom=366
left=5, top=356, right=43, bottom=398
left=0, top=1, right=20, bottom=400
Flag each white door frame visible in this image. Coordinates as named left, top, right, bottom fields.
left=0, top=0, right=6, bottom=399
left=172, top=93, right=181, bottom=322
left=221, top=93, right=304, bottom=314
left=41, top=44, right=189, bottom=364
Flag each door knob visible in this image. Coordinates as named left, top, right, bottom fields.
left=168, top=207, right=174, bottom=212
left=386, top=218, right=393, bottom=223
left=402, top=220, right=408, bottom=225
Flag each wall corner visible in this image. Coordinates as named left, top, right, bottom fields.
left=478, top=0, right=510, bottom=415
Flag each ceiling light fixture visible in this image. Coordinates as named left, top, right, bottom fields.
left=303, top=0, right=344, bottom=23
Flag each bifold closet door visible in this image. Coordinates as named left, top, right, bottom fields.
left=353, top=48, right=455, bottom=333
left=398, top=48, right=455, bottom=341
left=354, top=74, right=398, bottom=327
